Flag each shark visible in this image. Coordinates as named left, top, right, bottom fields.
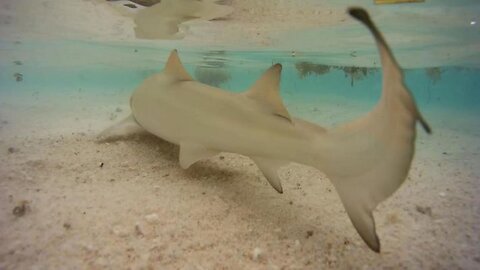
left=99, top=8, right=431, bottom=252
left=107, top=0, right=233, bottom=39
left=134, top=0, right=234, bottom=39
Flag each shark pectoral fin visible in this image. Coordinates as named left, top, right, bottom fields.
left=244, top=64, right=292, bottom=122
left=251, top=157, right=288, bottom=193
left=97, top=114, right=145, bottom=142
left=164, top=50, right=193, bottom=81
left=179, top=142, right=219, bottom=169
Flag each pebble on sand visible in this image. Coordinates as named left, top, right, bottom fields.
left=135, top=222, right=145, bottom=236
left=251, top=247, right=263, bottom=261
left=145, top=213, right=160, bottom=224
left=8, top=147, right=19, bottom=154
left=112, top=225, right=129, bottom=237
left=416, top=205, right=433, bottom=216
left=12, top=200, right=29, bottom=217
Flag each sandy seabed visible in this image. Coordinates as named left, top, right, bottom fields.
left=0, top=86, right=479, bottom=269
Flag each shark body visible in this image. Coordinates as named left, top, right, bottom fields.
left=100, top=8, right=431, bottom=252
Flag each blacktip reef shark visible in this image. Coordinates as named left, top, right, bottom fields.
left=99, top=8, right=431, bottom=252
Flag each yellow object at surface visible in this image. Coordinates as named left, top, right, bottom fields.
left=375, top=0, right=425, bottom=4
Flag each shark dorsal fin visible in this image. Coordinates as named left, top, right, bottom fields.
left=164, top=49, right=193, bottom=81
left=245, top=64, right=292, bottom=122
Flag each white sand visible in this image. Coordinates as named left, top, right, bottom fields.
left=1, top=84, right=479, bottom=269
left=1, top=0, right=480, bottom=269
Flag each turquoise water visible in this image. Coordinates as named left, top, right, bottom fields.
left=2, top=40, right=479, bottom=121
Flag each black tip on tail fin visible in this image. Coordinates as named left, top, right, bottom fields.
left=348, top=7, right=371, bottom=22
left=348, top=7, right=381, bottom=40
left=348, top=7, right=377, bottom=32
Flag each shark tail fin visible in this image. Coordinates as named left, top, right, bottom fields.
left=324, top=149, right=414, bottom=252
left=348, top=7, right=431, bottom=134
left=311, top=8, right=431, bottom=252
left=318, top=113, right=416, bottom=252
left=164, top=49, right=193, bottom=81
left=320, top=102, right=416, bottom=252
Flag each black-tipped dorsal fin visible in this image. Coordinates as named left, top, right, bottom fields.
left=245, top=64, right=292, bottom=122
left=164, top=49, right=193, bottom=81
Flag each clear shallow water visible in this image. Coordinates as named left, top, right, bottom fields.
left=1, top=40, right=479, bottom=120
